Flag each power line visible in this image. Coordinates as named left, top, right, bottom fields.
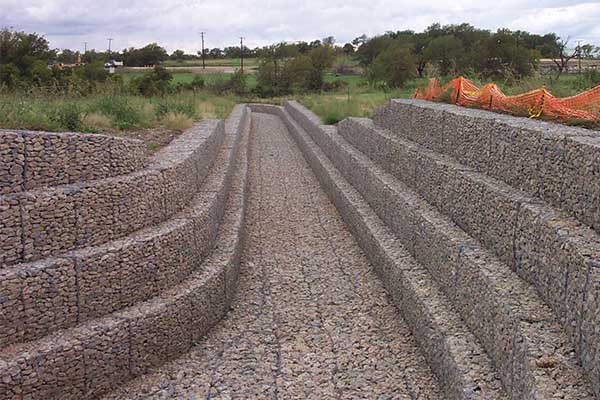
left=240, top=36, right=245, bottom=74
left=577, top=39, right=582, bottom=74
left=200, top=31, right=206, bottom=69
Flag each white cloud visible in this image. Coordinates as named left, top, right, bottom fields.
left=0, top=0, right=598, bottom=53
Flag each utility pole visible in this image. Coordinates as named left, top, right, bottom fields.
left=83, top=42, right=88, bottom=53
left=200, top=32, right=206, bottom=69
left=577, top=39, right=582, bottom=74
left=240, top=37, right=245, bottom=74
left=107, top=38, right=113, bottom=57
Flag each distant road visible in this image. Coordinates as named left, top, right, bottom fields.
left=124, top=66, right=257, bottom=74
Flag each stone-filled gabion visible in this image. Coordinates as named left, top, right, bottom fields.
left=339, top=111, right=600, bottom=398
left=276, top=101, right=595, bottom=399
left=0, top=105, right=251, bottom=400
left=373, top=99, right=600, bottom=237
left=0, top=129, right=146, bottom=194
left=249, top=104, right=508, bottom=399
left=0, top=131, right=25, bottom=194
left=0, top=120, right=224, bottom=267
left=0, top=109, right=250, bottom=350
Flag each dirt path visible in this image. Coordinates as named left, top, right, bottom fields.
left=104, top=113, right=441, bottom=400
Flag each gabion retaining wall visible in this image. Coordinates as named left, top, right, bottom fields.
left=372, top=100, right=600, bottom=397
left=0, top=129, right=146, bottom=195
left=0, top=120, right=224, bottom=267
left=374, top=99, right=600, bottom=236
left=0, top=105, right=251, bottom=400
left=261, top=101, right=598, bottom=399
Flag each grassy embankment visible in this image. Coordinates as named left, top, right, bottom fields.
left=0, top=91, right=237, bottom=132
left=1, top=68, right=597, bottom=141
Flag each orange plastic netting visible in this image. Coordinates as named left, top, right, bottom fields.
left=413, top=76, right=600, bottom=122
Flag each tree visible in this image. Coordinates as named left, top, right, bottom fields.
left=309, top=39, right=322, bottom=49
left=354, top=35, right=395, bottom=66
left=550, top=38, right=577, bottom=79
left=343, top=43, right=355, bottom=55
left=223, top=46, right=241, bottom=58
left=368, top=44, right=416, bottom=87
left=207, top=48, right=223, bottom=59
left=0, top=28, right=55, bottom=77
left=307, top=43, right=336, bottom=90
left=122, top=43, right=168, bottom=66
left=81, top=49, right=110, bottom=64
left=322, top=36, right=335, bottom=47
left=479, top=29, right=540, bottom=79
left=171, top=49, right=185, bottom=60
left=255, top=40, right=335, bottom=96
left=580, top=44, right=599, bottom=59
left=255, top=43, right=299, bottom=96
left=56, top=49, right=79, bottom=63
left=424, top=35, right=464, bottom=76
left=352, top=34, right=368, bottom=47
left=296, top=41, right=311, bottom=54
left=411, top=32, right=431, bottom=77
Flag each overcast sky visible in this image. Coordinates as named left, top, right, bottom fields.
left=1, top=0, right=599, bottom=54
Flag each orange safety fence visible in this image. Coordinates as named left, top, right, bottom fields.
left=414, top=76, right=600, bottom=122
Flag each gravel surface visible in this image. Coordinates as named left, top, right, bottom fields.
left=104, top=113, right=442, bottom=400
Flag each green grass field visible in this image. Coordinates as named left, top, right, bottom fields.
left=163, top=58, right=258, bottom=68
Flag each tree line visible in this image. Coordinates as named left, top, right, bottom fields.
left=2, top=24, right=599, bottom=94
left=351, top=23, right=600, bottom=88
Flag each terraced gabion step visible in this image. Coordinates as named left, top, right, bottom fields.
left=338, top=116, right=600, bottom=398
left=249, top=104, right=507, bottom=399
left=373, top=99, right=600, bottom=237
left=0, top=105, right=249, bottom=350
left=0, top=119, right=224, bottom=267
left=0, top=128, right=146, bottom=195
left=0, top=106, right=250, bottom=400
left=278, top=101, right=594, bottom=399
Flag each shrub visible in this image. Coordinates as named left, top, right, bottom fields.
left=95, top=96, right=140, bottom=129
left=207, top=71, right=247, bottom=95
left=161, top=112, right=193, bottom=131
left=576, top=69, right=600, bottom=90
left=0, top=64, right=20, bottom=88
left=130, top=66, right=173, bottom=96
left=191, top=75, right=205, bottom=88
left=175, top=75, right=205, bottom=92
left=228, top=71, right=247, bottom=95
left=50, top=104, right=82, bottom=131
left=28, top=60, right=53, bottom=85
left=76, top=61, right=109, bottom=82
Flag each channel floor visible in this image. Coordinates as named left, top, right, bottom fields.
left=104, top=113, right=442, bottom=400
